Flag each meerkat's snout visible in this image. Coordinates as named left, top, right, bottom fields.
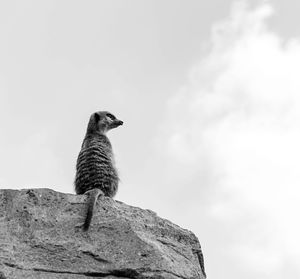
left=112, top=119, right=123, bottom=128
left=116, top=120, right=123, bottom=126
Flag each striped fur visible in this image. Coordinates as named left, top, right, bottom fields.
left=75, top=111, right=122, bottom=230
left=75, top=133, right=118, bottom=197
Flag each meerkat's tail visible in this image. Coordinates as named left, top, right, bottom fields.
left=83, top=188, right=104, bottom=231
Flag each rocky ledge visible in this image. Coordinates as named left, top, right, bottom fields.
left=0, top=188, right=206, bottom=279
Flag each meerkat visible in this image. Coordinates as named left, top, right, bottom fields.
left=75, top=111, right=123, bottom=231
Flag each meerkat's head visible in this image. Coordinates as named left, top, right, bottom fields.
left=87, top=111, right=123, bottom=135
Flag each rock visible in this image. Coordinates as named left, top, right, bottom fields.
left=0, top=188, right=206, bottom=279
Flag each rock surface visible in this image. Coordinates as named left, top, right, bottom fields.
left=0, top=188, right=206, bottom=279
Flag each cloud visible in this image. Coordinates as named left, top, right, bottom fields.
left=160, top=1, right=300, bottom=277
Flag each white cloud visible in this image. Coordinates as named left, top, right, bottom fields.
left=161, top=1, right=300, bottom=277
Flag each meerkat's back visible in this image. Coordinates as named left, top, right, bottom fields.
left=75, top=111, right=123, bottom=230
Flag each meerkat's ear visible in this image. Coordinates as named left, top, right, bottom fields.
left=94, top=112, right=100, bottom=123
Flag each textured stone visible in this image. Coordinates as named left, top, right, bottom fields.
left=0, top=188, right=206, bottom=279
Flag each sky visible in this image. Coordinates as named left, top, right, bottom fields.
left=0, top=0, right=300, bottom=278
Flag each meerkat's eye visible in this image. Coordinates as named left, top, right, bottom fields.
left=106, top=113, right=116, bottom=120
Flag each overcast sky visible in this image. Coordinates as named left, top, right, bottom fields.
left=1, top=0, right=300, bottom=278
